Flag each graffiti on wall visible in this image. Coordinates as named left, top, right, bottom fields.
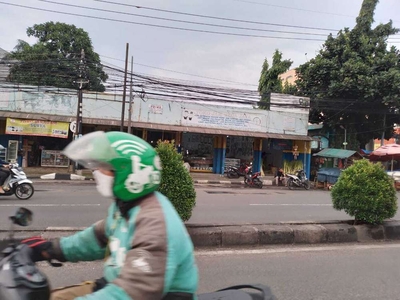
left=12, top=90, right=75, bottom=116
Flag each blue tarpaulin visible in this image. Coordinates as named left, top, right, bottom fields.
left=317, top=167, right=342, bottom=184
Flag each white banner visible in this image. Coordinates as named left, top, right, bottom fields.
left=181, top=108, right=265, bottom=131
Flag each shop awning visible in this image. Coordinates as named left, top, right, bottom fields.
left=0, top=112, right=314, bottom=141
left=313, top=148, right=362, bottom=159
left=130, top=121, right=314, bottom=141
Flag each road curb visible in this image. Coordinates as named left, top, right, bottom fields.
left=186, top=221, right=400, bottom=247
left=193, top=179, right=273, bottom=185
left=39, top=173, right=93, bottom=181
left=3, top=221, right=400, bottom=249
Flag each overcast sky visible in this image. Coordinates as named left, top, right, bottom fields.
left=1, top=0, right=399, bottom=90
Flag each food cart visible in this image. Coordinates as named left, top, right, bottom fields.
left=312, top=148, right=363, bottom=190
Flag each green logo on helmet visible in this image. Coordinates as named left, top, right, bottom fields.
left=111, top=140, right=161, bottom=195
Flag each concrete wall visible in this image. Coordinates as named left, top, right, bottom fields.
left=0, top=88, right=309, bottom=136
left=132, top=98, right=308, bottom=136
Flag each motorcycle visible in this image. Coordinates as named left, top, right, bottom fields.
left=0, top=207, right=276, bottom=300
left=244, top=165, right=263, bottom=189
left=226, top=162, right=249, bottom=178
left=286, top=170, right=311, bottom=190
left=1, top=163, right=34, bottom=200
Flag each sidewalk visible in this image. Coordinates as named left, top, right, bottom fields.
left=190, top=172, right=275, bottom=186
left=24, top=167, right=278, bottom=186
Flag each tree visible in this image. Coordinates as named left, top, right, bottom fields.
left=258, top=49, right=293, bottom=109
left=296, top=0, right=400, bottom=149
left=155, top=140, right=196, bottom=221
left=7, top=22, right=107, bottom=92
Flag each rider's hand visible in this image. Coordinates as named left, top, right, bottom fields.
left=21, top=236, right=53, bottom=262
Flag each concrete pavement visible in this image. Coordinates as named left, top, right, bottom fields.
left=0, top=185, right=355, bottom=229
left=2, top=183, right=400, bottom=249
left=37, top=242, right=400, bottom=299
left=25, top=167, right=279, bottom=186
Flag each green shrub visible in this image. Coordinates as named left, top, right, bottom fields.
left=331, top=160, right=397, bottom=224
left=155, top=140, right=196, bottom=221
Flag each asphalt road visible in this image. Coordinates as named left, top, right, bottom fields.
left=0, top=182, right=399, bottom=228
left=38, top=242, right=400, bottom=300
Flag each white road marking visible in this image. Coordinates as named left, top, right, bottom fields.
left=0, top=204, right=101, bottom=207
left=250, top=204, right=332, bottom=206
left=195, top=243, right=400, bottom=256
left=46, top=227, right=86, bottom=231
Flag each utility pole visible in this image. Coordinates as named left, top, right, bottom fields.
left=73, top=49, right=89, bottom=172
left=127, top=56, right=134, bottom=134
left=340, top=125, right=347, bottom=149
left=381, top=113, right=387, bottom=146
left=120, top=43, right=129, bottom=132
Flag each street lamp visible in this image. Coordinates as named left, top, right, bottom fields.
left=340, top=125, right=347, bottom=149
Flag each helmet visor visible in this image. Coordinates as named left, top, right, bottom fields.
left=62, top=131, right=117, bottom=170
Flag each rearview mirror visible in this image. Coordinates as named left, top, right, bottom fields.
left=10, top=207, right=33, bottom=227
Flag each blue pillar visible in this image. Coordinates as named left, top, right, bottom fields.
left=220, top=144, right=226, bottom=174
left=213, top=147, right=219, bottom=174
left=213, top=136, right=227, bottom=174
left=252, top=138, right=262, bottom=173
left=305, top=153, right=311, bottom=179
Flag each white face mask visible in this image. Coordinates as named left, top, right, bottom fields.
left=92, top=170, right=114, bottom=198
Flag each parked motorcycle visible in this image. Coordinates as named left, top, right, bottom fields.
left=1, top=163, right=34, bottom=200
left=226, top=162, right=249, bottom=178
left=244, top=165, right=263, bottom=189
left=0, top=207, right=276, bottom=300
left=286, top=170, right=311, bottom=190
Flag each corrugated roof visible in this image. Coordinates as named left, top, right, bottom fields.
left=313, top=148, right=362, bottom=159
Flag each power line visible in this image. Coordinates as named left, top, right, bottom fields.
left=230, top=0, right=357, bottom=18
left=0, top=1, right=327, bottom=42
left=92, top=0, right=338, bottom=32
left=99, top=54, right=258, bottom=87
left=38, top=0, right=331, bottom=37
left=230, top=0, right=400, bottom=24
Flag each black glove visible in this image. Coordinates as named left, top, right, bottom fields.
left=93, top=277, right=108, bottom=292
left=20, top=236, right=53, bottom=262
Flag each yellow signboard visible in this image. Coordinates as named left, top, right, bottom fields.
left=6, top=118, right=69, bottom=139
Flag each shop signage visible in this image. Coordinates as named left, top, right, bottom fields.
left=149, top=104, right=163, bottom=114
left=181, top=109, right=265, bottom=131
left=6, top=118, right=69, bottom=139
left=69, top=121, right=77, bottom=133
left=310, top=136, right=329, bottom=149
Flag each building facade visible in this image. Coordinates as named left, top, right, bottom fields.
left=0, top=84, right=313, bottom=177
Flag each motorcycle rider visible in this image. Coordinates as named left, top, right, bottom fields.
left=0, top=158, right=10, bottom=193
left=21, top=131, right=199, bottom=300
left=275, top=168, right=285, bottom=186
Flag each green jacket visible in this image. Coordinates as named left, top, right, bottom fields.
left=53, top=192, right=198, bottom=299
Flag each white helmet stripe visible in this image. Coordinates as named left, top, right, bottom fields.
left=122, top=149, right=144, bottom=155
left=111, top=140, right=148, bottom=151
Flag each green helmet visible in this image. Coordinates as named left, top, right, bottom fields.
left=63, top=131, right=162, bottom=201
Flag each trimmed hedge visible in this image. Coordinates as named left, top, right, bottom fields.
left=156, top=140, right=196, bottom=221
left=331, top=160, right=397, bottom=224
